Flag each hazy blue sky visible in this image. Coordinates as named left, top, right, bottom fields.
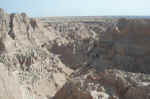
left=0, top=0, right=150, bottom=17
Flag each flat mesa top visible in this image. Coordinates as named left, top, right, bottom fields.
left=39, top=16, right=150, bottom=23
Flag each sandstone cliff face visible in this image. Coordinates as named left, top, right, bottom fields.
left=0, top=8, right=150, bottom=99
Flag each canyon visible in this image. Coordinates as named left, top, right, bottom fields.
left=0, top=8, right=150, bottom=99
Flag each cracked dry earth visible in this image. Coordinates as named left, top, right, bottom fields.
left=0, top=8, right=150, bottom=99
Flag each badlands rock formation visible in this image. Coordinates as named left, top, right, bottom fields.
left=0, top=8, right=150, bottom=99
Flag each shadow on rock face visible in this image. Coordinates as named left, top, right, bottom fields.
left=49, top=44, right=84, bottom=70
left=46, top=18, right=150, bottom=74
left=53, top=82, right=93, bottom=99
left=0, top=38, right=5, bottom=54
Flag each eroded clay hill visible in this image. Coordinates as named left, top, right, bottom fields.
left=41, top=17, right=150, bottom=74
left=0, top=8, right=150, bottom=99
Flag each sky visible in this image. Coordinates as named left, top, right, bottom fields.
left=0, top=0, right=150, bottom=17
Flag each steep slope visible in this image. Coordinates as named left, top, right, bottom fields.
left=0, top=63, right=23, bottom=99
left=0, top=9, right=73, bottom=99
left=41, top=18, right=150, bottom=74
left=0, top=8, right=150, bottom=99
left=54, top=68, right=150, bottom=99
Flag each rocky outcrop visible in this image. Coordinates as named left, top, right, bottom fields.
left=0, top=8, right=150, bottom=99
left=100, top=69, right=150, bottom=99
left=0, top=9, right=73, bottom=99
left=111, top=18, right=150, bottom=73
left=42, top=18, right=150, bottom=74
left=0, top=63, right=23, bottom=99
left=56, top=19, right=150, bottom=73
left=53, top=81, right=93, bottom=99
left=54, top=68, right=150, bottom=99
left=53, top=68, right=110, bottom=99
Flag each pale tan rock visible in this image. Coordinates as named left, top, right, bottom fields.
left=0, top=63, right=23, bottom=99
left=0, top=8, right=150, bottom=99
